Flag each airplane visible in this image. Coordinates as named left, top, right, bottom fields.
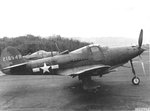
left=23, top=50, right=69, bottom=60
left=23, top=50, right=59, bottom=60
left=23, top=43, right=69, bottom=60
left=0, top=29, right=145, bottom=90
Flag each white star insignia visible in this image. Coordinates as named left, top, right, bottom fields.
left=40, top=63, right=50, bottom=73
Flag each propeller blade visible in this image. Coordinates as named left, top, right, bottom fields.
left=54, top=42, right=60, bottom=53
left=139, top=56, right=146, bottom=75
left=138, top=29, right=143, bottom=48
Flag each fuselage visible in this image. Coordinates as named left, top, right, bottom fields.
left=2, top=44, right=144, bottom=75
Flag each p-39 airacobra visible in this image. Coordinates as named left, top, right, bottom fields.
left=23, top=43, right=69, bottom=60
left=0, top=29, right=145, bottom=90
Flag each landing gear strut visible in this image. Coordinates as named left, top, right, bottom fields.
left=79, top=75, right=100, bottom=92
left=130, top=60, right=140, bottom=85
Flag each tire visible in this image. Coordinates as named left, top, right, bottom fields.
left=132, top=76, right=140, bottom=85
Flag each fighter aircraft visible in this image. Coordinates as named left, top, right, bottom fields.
left=23, top=50, right=59, bottom=60
left=23, top=43, right=69, bottom=60
left=0, top=29, right=145, bottom=90
left=23, top=50, right=69, bottom=60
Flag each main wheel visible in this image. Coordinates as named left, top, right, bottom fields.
left=132, top=76, right=140, bottom=85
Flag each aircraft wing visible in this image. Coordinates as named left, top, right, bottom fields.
left=58, top=64, right=111, bottom=76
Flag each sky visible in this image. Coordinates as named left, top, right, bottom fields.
left=0, top=0, right=149, bottom=44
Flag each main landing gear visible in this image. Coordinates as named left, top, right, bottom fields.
left=79, top=75, right=100, bottom=92
left=130, top=60, right=140, bottom=85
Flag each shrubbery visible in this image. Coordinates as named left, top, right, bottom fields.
left=0, top=35, right=89, bottom=55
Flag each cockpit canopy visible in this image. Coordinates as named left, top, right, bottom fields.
left=70, top=44, right=106, bottom=62
left=70, top=44, right=102, bottom=54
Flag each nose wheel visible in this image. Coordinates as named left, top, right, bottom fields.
left=130, top=60, right=140, bottom=85
left=132, top=76, right=140, bottom=85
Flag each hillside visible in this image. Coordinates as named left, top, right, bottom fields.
left=0, top=35, right=89, bottom=55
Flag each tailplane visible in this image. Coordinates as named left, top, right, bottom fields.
left=0, top=46, right=26, bottom=70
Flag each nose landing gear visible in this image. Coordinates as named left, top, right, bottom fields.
left=132, top=76, right=140, bottom=85
left=130, top=60, right=140, bottom=85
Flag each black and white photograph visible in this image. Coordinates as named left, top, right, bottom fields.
left=0, top=0, right=149, bottom=111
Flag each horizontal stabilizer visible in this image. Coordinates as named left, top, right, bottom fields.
left=2, top=62, right=27, bottom=70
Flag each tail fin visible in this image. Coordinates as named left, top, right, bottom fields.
left=0, top=46, right=26, bottom=70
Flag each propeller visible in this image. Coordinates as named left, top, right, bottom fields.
left=139, top=55, right=146, bottom=76
left=138, top=29, right=146, bottom=76
left=130, top=29, right=146, bottom=85
left=138, top=29, right=143, bottom=48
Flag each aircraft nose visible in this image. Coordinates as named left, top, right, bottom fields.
left=128, top=46, right=145, bottom=59
left=138, top=48, right=145, bottom=55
